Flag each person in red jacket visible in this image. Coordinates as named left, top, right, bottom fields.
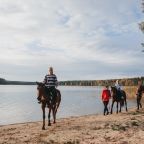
left=101, top=85, right=111, bottom=115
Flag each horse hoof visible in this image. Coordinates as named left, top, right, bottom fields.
left=48, top=123, right=51, bottom=126
left=42, top=127, right=45, bottom=130
left=53, top=121, right=56, bottom=124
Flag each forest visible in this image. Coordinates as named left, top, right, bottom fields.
left=0, top=77, right=143, bottom=86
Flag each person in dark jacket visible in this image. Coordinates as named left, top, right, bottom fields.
left=136, top=80, right=144, bottom=110
left=101, top=85, right=111, bottom=115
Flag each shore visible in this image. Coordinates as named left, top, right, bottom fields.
left=0, top=108, right=144, bottom=144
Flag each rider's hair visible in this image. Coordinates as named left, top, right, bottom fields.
left=49, top=67, right=53, bottom=71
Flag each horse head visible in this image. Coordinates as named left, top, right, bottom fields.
left=111, top=86, right=117, bottom=94
left=36, top=81, right=44, bottom=88
left=36, top=82, right=45, bottom=98
left=111, top=86, right=120, bottom=99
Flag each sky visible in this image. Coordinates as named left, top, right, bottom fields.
left=0, top=0, right=143, bottom=81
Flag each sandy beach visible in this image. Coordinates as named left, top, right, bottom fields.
left=0, top=107, right=144, bottom=144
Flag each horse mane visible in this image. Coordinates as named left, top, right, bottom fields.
left=111, top=86, right=117, bottom=93
left=36, top=81, right=44, bottom=86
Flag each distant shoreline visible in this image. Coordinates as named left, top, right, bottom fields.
left=0, top=84, right=138, bottom=98
left=0, top=76, right=144, bottom=86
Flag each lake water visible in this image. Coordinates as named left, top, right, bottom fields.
left=0, top=85, right=136, bottom=125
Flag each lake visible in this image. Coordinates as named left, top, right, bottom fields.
left=0, top=85, right=136, bottom=125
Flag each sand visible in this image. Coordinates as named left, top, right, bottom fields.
left=0, top=107, right=144, bottom=144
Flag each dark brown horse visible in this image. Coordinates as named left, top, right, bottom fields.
left=36, top=82, right=61, bottom=130
left=110, top=86, right=128, bottom=114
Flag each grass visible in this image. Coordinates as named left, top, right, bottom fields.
left=111, top=124, right=127, bottom=131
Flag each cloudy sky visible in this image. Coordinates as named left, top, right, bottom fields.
left=0, top=0, right=143, bottom=81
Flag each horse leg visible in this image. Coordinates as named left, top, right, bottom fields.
left=137, top=97, right=140, bottom=110
left=54, top=97, right=61, bottom=118
left=55, top=105, right=58, bottom=117
left=54, top=107, right=58, bottom=122
left=111, top=101, right=114, bottom=114
left=116, top=102, right=118, bottom=114
left=125, top=99, right=128, bottom=111
left=119, top=102, right=121, bottom=113
left=124, top=93, right=128, bottom=112
left=52, top=106, right=56, bottom=124
left=42, top=104, right=46, bottom=130
left=139, top=97, right=142, bottom=108
left=48, top=107, right=51, bottom=126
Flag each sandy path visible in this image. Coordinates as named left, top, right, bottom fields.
left=0, top=108, right=144, bottom=144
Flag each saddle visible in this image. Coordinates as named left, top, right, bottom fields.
left=44, top=87, right=57, bottom=103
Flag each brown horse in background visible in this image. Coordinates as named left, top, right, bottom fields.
left=36, top=82, right=61, bottom=130
left=110, top=86, right=128, bottom=114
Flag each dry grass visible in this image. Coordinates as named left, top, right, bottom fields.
left=123, top=86, right=137, bottom=99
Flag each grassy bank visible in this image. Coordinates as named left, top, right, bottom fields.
left=123, top=86, right=137, bottom=99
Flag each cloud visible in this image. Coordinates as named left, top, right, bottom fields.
left=0, top=0, right=143, bottom=81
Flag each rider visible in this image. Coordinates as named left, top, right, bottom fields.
left=115, top=80, right=122, bottom=90
left=37, top=67, right=58, bottom=103
left=114, top=80, right=123, bottom=99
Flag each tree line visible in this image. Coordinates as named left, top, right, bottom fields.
left=0, top=77, right=144, bottom=86
left=59, top=77, right=144, bottom=86
left=0, top=78, right=35, bottom=85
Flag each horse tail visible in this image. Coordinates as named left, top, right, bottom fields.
left=142, top=86, right=144, bottom=92
left=121, top=90, right=126, bottom=107
left=56, top=89, right=61, bottom=109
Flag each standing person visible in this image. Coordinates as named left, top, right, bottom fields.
left=101, top=85, right=111, bottom=115
left=136, top=80, right=143, bottom=110
left=37, top=67, right=58, bottom=103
